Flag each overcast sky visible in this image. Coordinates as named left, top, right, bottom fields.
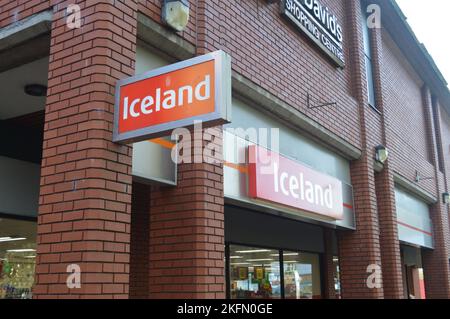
left=396, top=0, right=450, bottom=86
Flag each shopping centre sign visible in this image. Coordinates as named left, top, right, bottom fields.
left=113, top=50, right=231, bottom=144
left=281, top=0, right=345, bottom=67
left=248, top=145, right=344, bottom=220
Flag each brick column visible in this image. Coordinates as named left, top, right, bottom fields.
left=338, top=156, right=384, bottom=299
left=33, top=0, right=138, bottom=298
left=148, top=127, right=225, bottom=299
left=370, top=19, right=404, bottom=299
left=422, top=203, right=450, bottom=298
left=375, top=166, right=404, bottom=298
left=337, top=0, right=384, bottom=299
left=421, top=87, right=450, bottom=299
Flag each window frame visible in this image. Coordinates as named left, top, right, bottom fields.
left=361, top=2, right=378, bottom=109
left=225, top=242, right=325, bottom=300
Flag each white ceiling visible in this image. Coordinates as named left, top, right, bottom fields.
left=0, top=57, right=49, bottom=120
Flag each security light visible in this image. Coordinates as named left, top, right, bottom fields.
left=443, top=192, right=450, bottom=204
left=162, top=0, right=190, bottom=32
left=24, top=84, right=47, bottom=97
left=375, top=145, right=389, bottom=164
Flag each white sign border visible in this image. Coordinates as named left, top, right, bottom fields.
left=113, top=50, right=232, bottom=144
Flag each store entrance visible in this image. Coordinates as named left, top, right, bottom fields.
left=0, top=53, right=49, bottom=298
left=400, top=244, right=426, bottom=299
left=225, top=205, right=341, bottom=299
left=227, top=244, right=322, bottom=299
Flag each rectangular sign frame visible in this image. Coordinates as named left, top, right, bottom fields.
left=113, top=50, right=231, bottom=144
left=247, top=145, right=344, bottom=221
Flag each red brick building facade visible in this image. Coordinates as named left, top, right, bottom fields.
left=0, top=0, right=449, bottom=299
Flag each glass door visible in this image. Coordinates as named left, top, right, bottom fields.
left=283, top=251, right=322, bottom=299
left=228, top=245, right=281, bottom=299
left=227, top=244, right=323, bottom=299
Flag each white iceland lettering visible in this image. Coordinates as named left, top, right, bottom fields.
left=122, top=75, right=210, bottom=120
left=272, top=162, right=334, bottom=209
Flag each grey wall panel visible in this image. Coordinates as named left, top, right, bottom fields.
left=402, top=245, right=423, bottom=267
left=132, top=46, right=177, bottom=185
left=226, top=99, right=351, bottom=184
left=225, top=205, right=325, bottom=253
left=395, top=186, right=433, bottom=249
left=224, top=131, right=355, bottom=230
left=0, top=156, right=40, bottom=218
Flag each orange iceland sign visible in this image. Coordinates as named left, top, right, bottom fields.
left=113, top=51, right=231, bottom=144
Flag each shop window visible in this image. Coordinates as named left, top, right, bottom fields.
left=0, top=217, right=37, bottom=299
left=431, top=96, right=445, bottom=172
left=229, top=245, right=281, bottom=299
left=283, top=251, right=321, bottom=299
left=361, top=2, right=377, bottom=109
left=227, top=244, right=323, bottom=299
left=400, top=245, right=426, bottom=299
left=333, top=256, right=342, bottom=298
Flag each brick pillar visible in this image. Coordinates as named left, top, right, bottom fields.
left=375, top=166, right=404, bottom=298
left=421, top=87, right=450, bottom=298
left=368, top=1, right=405, bottom=299
left=129, top=182, right=151, bottom=298
left=323, top=229, right=337, bottom=299
left=338, top=155, right=384, bottom=299
left=422, top=203, right=450, bottom=298
left=337, top=0, right=384, bottom=299
left=148, top=127, right=225, bottom=299
left=33, top=0, right=138, bottom=298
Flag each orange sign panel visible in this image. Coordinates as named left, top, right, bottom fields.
left=113, top=51, right=231, bottom=144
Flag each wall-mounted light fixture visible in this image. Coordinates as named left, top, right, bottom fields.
left=162, top=0, right=190, bottom=32
left=443, top=192, right=450, bottom=204
left=375, top=145, right=389, bottom=164
left=24, top=84, right=47, bottom=97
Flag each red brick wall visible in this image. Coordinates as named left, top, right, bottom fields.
left=0, top=0, right=196, bottom=44
left=3, top=0, right=450, bottom=300
left=439, top=104, right=450, bottom=187
left=194, top=0, right=361, bottom=149
left=436, top=103, right=450, bottom=259
left=0, top=0, right=50, bottom=26
left=373, top=9, right=450, bottom=299
left=372, top=20, right=404, bottom=300
left=422, top=202, right=450, bottom=298
left=33, top=0, right=138, bottom=298
left=336, top=0, right=384, bottom=299
left=381, top=31, right=436, bottom=194
left=421, top=88, right=450, bottom=298
left=148, top=127, right=225, bottom=299
left=338, top=156, right=384, bottom=299
left=375, top=167, right=404, bottom=298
